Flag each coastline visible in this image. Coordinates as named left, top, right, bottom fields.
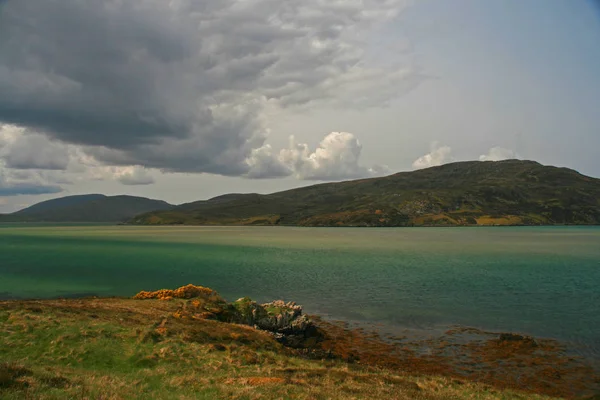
left=2, top=288, right=599, bottom=399
left=124, top=221, right=600, bottom=227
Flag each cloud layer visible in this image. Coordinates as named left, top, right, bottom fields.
left=2, top=133, right=69, bottom=170
left=0, top=0, right=420, bottom=177
left=0, top=124, right=157, bottom=193
left=0, top=164, right=63, bottom=196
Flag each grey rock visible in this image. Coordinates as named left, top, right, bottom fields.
left=231, top=298, right=320, bottom=348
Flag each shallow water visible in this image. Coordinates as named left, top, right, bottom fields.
left=1, top=225, right=599, bottom=360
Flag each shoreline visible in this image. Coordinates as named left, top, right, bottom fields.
left=3, top=221, right=600, bottom=227
left=2, top=290, right=599, bottom=399
left=125, top=222, right=600, bottom=227
left=3, top=292, right=599, bottom=365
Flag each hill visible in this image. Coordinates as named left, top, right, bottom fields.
left=131, top=160, right=600, bottom=226
left=0, top=195, right=173, bottom=223
left=11, top=194, right=107, bottom=215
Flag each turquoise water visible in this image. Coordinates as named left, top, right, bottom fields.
left=1, top=225, right=599, bottom=358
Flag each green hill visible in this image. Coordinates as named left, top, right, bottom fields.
left=1, top=195, right=173, bottom=223
left=131, top=160, right=600, bottom=226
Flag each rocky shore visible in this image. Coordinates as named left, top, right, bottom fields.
left=131, top=284, right=600, bottom=398
left=1, top=284, right=599, bottom=399
left=134, top=285, right=323, bottom=350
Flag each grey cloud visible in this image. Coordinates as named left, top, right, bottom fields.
left=2, top=133, right=69, bottom=170
left=0, top=0, right=419, bottom=177
left=412, top=142, right=453, bottom=170
left=0, top=166, right=63, bottom=196
left=0, top=185, right=62, bottom=196
left=115, top=167, right=155, bottom=186
left=16, top=169, right=73, bottom=185
left=35, top=170, right=74, bottom=185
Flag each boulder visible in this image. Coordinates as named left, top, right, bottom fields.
left=135, top=285, right=321, bottom=348
left=231, top=298, right=320, bottom=348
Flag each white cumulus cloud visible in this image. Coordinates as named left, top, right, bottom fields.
left=112, top=166, right=155, bottom=186
left=247, top=132, right=389, bottom=181
left=479, top=147, right=517, bottom=161
left=412, top=142, right=453, bottom=170
left=245, top=144, right=292, bottom=179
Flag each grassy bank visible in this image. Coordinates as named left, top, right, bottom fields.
left=0, top=295, right=556, bottom=400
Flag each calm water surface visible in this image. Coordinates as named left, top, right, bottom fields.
left=1, top=225, right=599, bottom=359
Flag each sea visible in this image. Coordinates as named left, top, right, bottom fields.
left=1, top=224, right=599, bottom=362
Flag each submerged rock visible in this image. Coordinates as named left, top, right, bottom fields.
left=498, top=333, right=538, bottom=347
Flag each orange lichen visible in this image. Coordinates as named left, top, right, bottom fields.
left=191, top=300, right=202, bottom=308
left=133, top=284, right=223, bottom=302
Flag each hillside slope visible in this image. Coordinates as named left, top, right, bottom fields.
left=13, top=194, right=107, bottom=215
left=131, top=160, right=600, bottom=226
left=1, top=195, right=173, bottom=222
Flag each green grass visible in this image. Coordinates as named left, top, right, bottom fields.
left=0, top=298, right=554, bottom=400
left=265, top=306, right=283, bottom=315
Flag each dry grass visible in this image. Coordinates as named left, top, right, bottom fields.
left=0, top=298, right=556, bottom=399
left=475, top=215, right=524, bottom=225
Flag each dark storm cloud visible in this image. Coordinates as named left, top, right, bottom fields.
left=0, top=0, right=419, bottom=176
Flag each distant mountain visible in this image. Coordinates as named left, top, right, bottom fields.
left=1, top=195, right=174, bottom=222
left=13, top=194, right=107, bottom=216
left=131, top=160, right=600, bottom=226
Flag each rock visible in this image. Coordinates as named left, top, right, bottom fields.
left=135, top=285, right=322, bottom=349
left=256, top=300, right=307, bottom=333
left=231, top=297, right=269, bottom=326
left=231, top=298, right=321, bottom=348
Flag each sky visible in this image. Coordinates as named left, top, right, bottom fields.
left=0, top=0, right=599, bottom=212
